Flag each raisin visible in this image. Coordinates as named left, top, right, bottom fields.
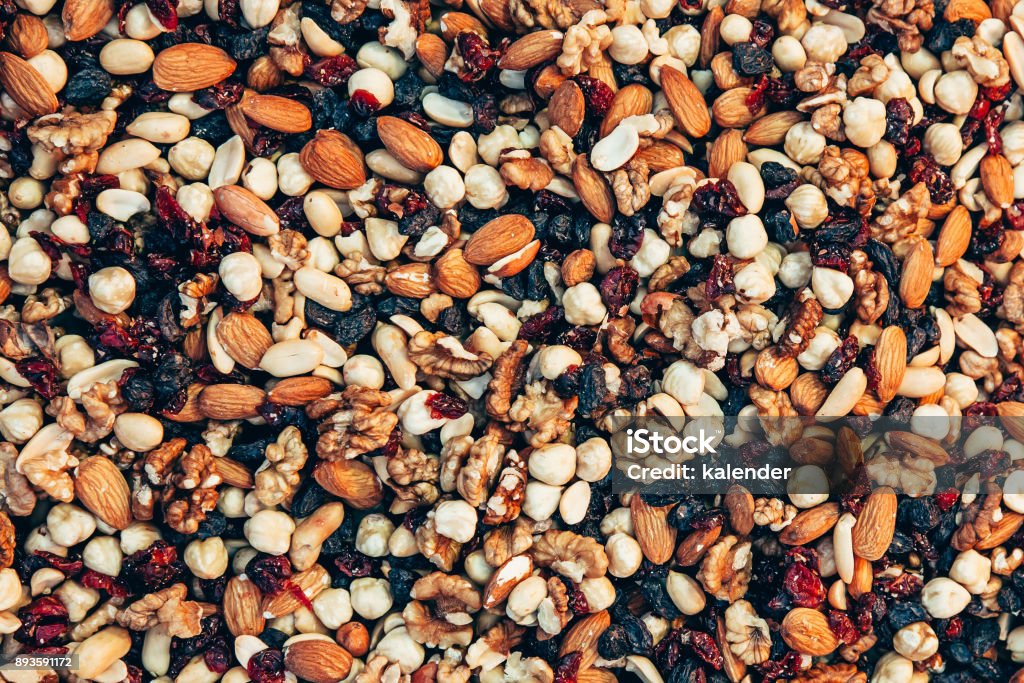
left=732, top=42, right=774, bottom=76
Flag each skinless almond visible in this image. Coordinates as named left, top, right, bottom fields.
left=433, top=248, right=481, bottom=298
left=267, top=376, right=334, bottom=405
left=549, top=80, right=586, bottom=137
left=708, top=129, right=748, bottom=179
left=463, top=214, right=536, bottom=266
left=630, top=494, right=677, bottom=565
left=851, top=487, right=897, bottom=561
left=743, top=110, right=805, bottom=145
left=0, top=52, right=57, bottom=117
left=314, top=459, right=383, bottom=509
left=377, top=116, right=443, bottom=173
left=214, top=185, right=281, bottom=237
left=216, top=312, right=274, bottom=369
left=779, top=502, right=840, bottom=545
left=898, top=238, right=934, bottom=309
left=499, top=30, right=564, bottom=70
left=300, top=130, right=367, bottom=190
left=197, top=384, right=267, bottom=420
left=874, top=326, right=907, bottom=403
left=415, top=34, right=448, bottom=78
left=74, top=456, right=132, bottom=530
left=224, top=576, right=265, bottom=636
left=239, top=92, right=312, bottom=133
left=385, top=262, right=436, bottom=298
left=6, top=15, right=48, bottom=58
left=62, top=0, right=115, bottom=41
left=633, top=142, right=685, bottom=173
left=601, top=84, right=653, bottom=137
left=781, top=608, right=839, bottom=656
left=572, top=154, right=616, bottom=224
left=935, top=204, right=972, bottom=266
left=284, top=639, right=353, bottom=683
left=980, top=153, right=1014, bottom=208
left=661, top=66, right=711, bottom=138
left=712, top=88, right=765, bottom=128
left=152, top=43, right=237, bottom=92
left=439, top=11, right=488, bottom=40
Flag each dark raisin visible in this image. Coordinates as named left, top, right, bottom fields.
left=732, top=42, right=774, bottom=75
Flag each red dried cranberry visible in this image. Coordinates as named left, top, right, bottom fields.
left=305, top=54, right=358, bottom=87
left=705, top=254, right=735, bottom=300
left=562, top=579, right=590, bottom=614
left=204, top=648, right=231, bottom=674
left=748, top=19, right=774, bottom=48
left=123, top=541, right=185, bottom=592
left=553, top=652, right=583, bottom=683
left=745, top=75, right=769, bottom=113
left=827, top=610, right=859, bottom=645
left=34, top=551, right=83, bottom=576
left=455, top=32, right=498, bottom=82
left=944, top=616, right=965, bottom=639
left=573, top=76, right=614, bottom=116
left=245, top=555, right=293, bottom=594
left=425, top=392, right=468, bottom=419
left=984, top=106, right=1006, bottom=154
left=334, top=550, right=377, bottom=578
left=691, top=180, right=747, bottom=220
left=983, top=82, right=1013, bottom=103
left=783, top=562, right=826, bottom=608
left=80, top=570, right=129, bottom=598
left=820, top=335, right=859, bottom=384
left=16, top=357, right=60, bottom=400
left=599, top=266, right=639, bottom=315
left=247, top=649, right=285, bottom=683
left=682, top=630, right=723, bottom=670
left=934, top=488, right=959, bottom=511
left=15, top=597, right=69, bottom=647
left=883, top=98, right=912, bottom=147
left=760, top=651, right=802, bottom=681
left=192, top=81, right=244, bottom=110
left=908, top=155, right=954, bottom=204
left=518, top=306, right=566, bottom=343
left=349, top=89, right=382, bottom=117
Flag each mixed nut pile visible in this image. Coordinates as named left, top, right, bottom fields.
left=9, top=0, right=1024, bottom=678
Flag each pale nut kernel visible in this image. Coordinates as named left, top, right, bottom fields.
left=349, top=578, right=392, bottom=620
left=528, top=443, right=577, bottom=485
left=243, top=509, right=295, bottom=555
left=184, top=537, right=229, bottom=579
left=606, top=533, right=643, bottom=578
left=433, top=499, right=478, bottom=543
left=113, top=413, right=164, bottom=452
left=355, top=513, right=395, bottom=557
left=218, top=251, right=264, bottom=301
left=88, top=266, right=136, bottom=314
left=842, top=97, right=887, bottom=148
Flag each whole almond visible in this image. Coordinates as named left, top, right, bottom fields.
left=981, top=152, right=1014, bottom=208
left=725, top=485, right=755, bottom=536
left=976, top=512, right=1024, bottom=550
left=997, top=401, right=1024, bottom=442
left=898, top=238, right=933, bottom=309
left=434, top=248, right=481, bottom=298
left=314, top=459, right=383, bottom=509
left=874, top=326, right=907, bottom=403
left=74, top=456, right=132, bottom=530
left=935, top=204, right=972, bottom=266
left=152, top=43, right=237, bottom=92
left=63, top=0, right=115, bottom=41
left=847, top=556, right=874, bottom=598
left=284, top=640, right=353, bottom=683
left=779, top=503, right=840, bottom=545
left=499, top=30, right=564, bottom=70
left=712, top=87, right=764, bottom=128
left=415, top=33, right=447, bottom=78
left=377, top=116, right=443, bottom=173
left=262, top=565, right=330, bottom=618
left=708, top=129, right=747, bottom=178
left=385, top=263, right=437, bottom=298
left=558, top=610, right=610, bottom=670
left=562, top=249, right=596, bottom=286
left=699, top=6, right=724, bottom=67
left=300, top=130, right=367, bottom=190
left=885, top=431, right=949, bottom=464
left=267, top=376, right=334, bottom=405
left=463, top=215, right=536, bottom=266
left=488, top=239, right=540, bottom=278
left=213, top=458, right=254, bottom=488
left=439, top=11, right=488, bottom=40
left=754, top=346, right=798, bottom=391
left=945, top=0, right=992, bottom=21
left=549, top=80, right=586, bottom=137
left=213, top=185, right=281, bottom=237
left=216, top=311, right=274, bottom=369
left=0, top=52, right=58, bottom=117
left=7, top=15, right=48, bottom=58
left=601, top=84, right=653, bottom=137
left=782, top=608, right=839, bottom=656
left=239, top=92, right=312, bottom=133
left=631, top=494, right=677, bottom=565
left=162, top=383, right=205, bottom=422
left=197, top=384, right=267, bottom=420
left=224, top=576, right=265, bottom=636
left=634, top=142, right=685, bottom=173
left=573, top=154, right=616, bottom=224
left=661, top=66, right=711, bottom=138
left=482, top=554, right=533, bottom=608
left=743, top=111, right=805, bottom=145
left=675, top=523, right=722, bottom=566
left=851, top=487, right=897, bottom=560
left=478, top=0, right=516, bottom=31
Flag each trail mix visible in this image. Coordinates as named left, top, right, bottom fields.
left=7, top=0, right=1024, bottom=679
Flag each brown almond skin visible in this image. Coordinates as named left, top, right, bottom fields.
left=216, top=311, right=274, bottom=369
left=314, top=459, right=383, bottom=509
left=874, top=327, right=907, bottom=403
left=152, top=43, right=237, bottom=92
left=197, top=384, right=267, bottom=420
left=779, top=503, right=840, bottom=545
left=284, top=640, right=353, bottom=683
left=782, top=608, right=839, bottom=656
left=935, top=204, right=972, bottom=266
left=63, top=0, right=115, bottom=41
left=463, top=215, right=536, bottom=266
left=0, top=52, right=58, bottom=117
left=601, top=84, right=653, bottom=137
left=573, top=154, right=616, bottom=224
left=7, top=15, right=48, bottom=58
left=661, top=66, right=711, bottom=138
left=267, top=376, right=334, bottom=405
left=240, top=93, right=312, bottom=133
left=549, top=80, right=586, bottom=137
left=74, top=456, right=132, bottom=530
left=300, top=130, right=367, bottom=190
left=224, top=576, right=265, bottom=636
left=434, top=249, right=481, bottom=298
left=851, top=487, right=897, bottom=561
left=499, top=30, right=564, bottom=70
left=377, top=116, right=443, bottom=173
left=631, top=494, right=677, bottom=565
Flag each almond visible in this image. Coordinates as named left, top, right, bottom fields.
left=885, top=431, right=949, bottom=464
left=675, top=524, right=722, bottom=566
left=224, top=576, right=265, bottom=636
left=385, top=262, right=436, bottom=298
left=724, top=485, right=755, bottom=536
left=239, top=92, right=312, bottom=133
left=712, top=87, right=764, bottom=128
left=6, top=15, right=48, bottom=58
left=558, top=610, right=610, bottom=670
left=634, top=142, right=685, bottom=173
left=439, top=11, right=488, bottom=40
left=754, top=346, right=798, bottom=390
left=213, top=185, right=281, bottom=237
left=997, top=401, right=1024, bottom=442
left=197, top=384, right=267, bottom=420
left=284, top=639, right=353, bottom=683
left=873, top=326, right=907, bottom=403
left=548, top=80, right=586, bottom=137
left=488, top=239, right=541, bottom=278
left=601, top=84, right=653, bottom=137
left=561, top=249, right=596, bottom=287
left=300, top=130, right=367, bottom=190
left=847, top=556, right=874, bottom=598
left=586, top=52, right=617, bottom=92
left=572, top=154, right=616, bottom=224
left=779, top=502, right=840, bottom=545
left=851, top=487, right=897, bottom=561
left=213, top=458, right=254, bottom=488
left=699, top=6, right=724, bottom=67
left=976, top=512, right=1024, bottom=550
left=0, top=52, right=57, bottom=117
left=478, top=0, right=516, bottom=31
left=74, top=456, right=132, bottom=530
left=499, top=30, right=564, bottom=70
left=661, top=66, right=711, bottom=138
left=781, top=608, right=839, bottom=656
left=216, top=311, right=274, bottom=369
left=743, top=111, right=805, bottom=145
left=314, top=459, right=383, bottom=509
left=533, top=64, right=568, bottom=99
left=152, top=43, right=237, bottom=92
left=707, top=129, right=747, bottom=178
left=377, top=116, right=443, bottom=173
left=433, top=248, right=481, bottom=299
left=898, top=238, right=934, bottom=309
left=981, top=152, right=1014, bottom=208
left=267, top=376, right=334, bottom=405
left=935, top=204, right=972, bottom=266
left=463, top=214, right=536, bottom=266
left=630, top=493, right=677, bottom=565
left=482, top=554, right=533, bottom=608
left=162, top=383, right=205, bottom=422
left=945, top=0, right=992, bottom=21
left=62, top=0, right=115, bottom=41
left=335, top=623, right=369, bottom=657
left=262, top=564, right=330, bottom=618
left=415, top=33, right=448, bottom=79
left=711, top=52, right=750, bottom=90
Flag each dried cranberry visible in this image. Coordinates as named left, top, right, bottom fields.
left=783, top=562, right=826, bottom=608
left=122, top=542, right=185, bottom=592
left=705, top=254, right=735, bottom=301
left=609, top=215, right=645, bottom=260
left=192, top=81, right=244, bottom=110
left=80, top=570, right=129, bottom=598
left=745, top=75, right=769, bottom=113
left=573, top=76, right=614, bottom=116
left=33, top=551, right=83, bottom=576
left=16, top=357, right=60, bottom=400
left=245, top=555, right=293, bottom=594
left=907, top=155, right=954, bottom=204
left=553, top=652, right=583, bottom=683
left=15, top=597, right=69, bottom=647
left=820, top=335, right=859, bottom=385
left=204, top=647, right=231, bottom=674
left=760, top=651, right=803, bottom=681
left=599, top=266, right=639, bottom=315
left=425, top=392, right=468, bottom=419
left=247, top=649, right=285, bottom=683
left=349, top=89, right=382, bottom=116
left=305, top=54, right=358, bottom=87
left=935, top=488, right=959, bottom=511
left=562, top=579, right=590, bottom=614
left=334, top=550, right=376, bottom=578
left=691, top=180, right=747, bottom=221
left=984, top=106, right=1006, bottom=154
left=518, top=306, right=565, bottom=343
left=455, top=32, right=497, bottom=82
left=748, top=19, right=774, bottom=49
left=827, top=610, right=859, bottom=644
left=884, top=98, right=913, bottom=147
